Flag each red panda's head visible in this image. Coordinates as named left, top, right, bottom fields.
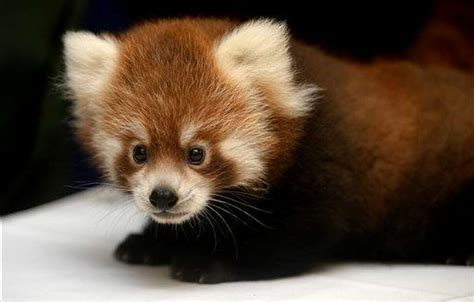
left=64, top=18, right=317, bottom=224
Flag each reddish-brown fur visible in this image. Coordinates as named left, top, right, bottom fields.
left=75, top=18, right=474, bottom=229
left=71, top=19, right=474, bottom=276
left=79, top=19, right=306, bottom=190
left=292, top=42, right=474, bottom=231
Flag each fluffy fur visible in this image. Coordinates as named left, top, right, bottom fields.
left=214, top=19, right=318, bottom=118
left=64, top=18, right=474, bottom=283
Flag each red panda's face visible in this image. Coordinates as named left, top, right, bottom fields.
left=64, top=19, right=317, bottom=224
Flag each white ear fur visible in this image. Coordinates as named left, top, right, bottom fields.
left=214, top=19, right=318, bottom=117
left=63, top=31, right=118, bottom=104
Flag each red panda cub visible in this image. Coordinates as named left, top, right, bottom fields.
left=63, top=18, right=474, bottom=283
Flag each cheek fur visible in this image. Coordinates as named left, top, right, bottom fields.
left=197, top=147, right=237, bottom=189
left=89, top=129, right=124, bottom=182
left=219, top=135, right=266, bottom=186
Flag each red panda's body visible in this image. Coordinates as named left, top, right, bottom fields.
left=64, top=18, right=474, bottom=283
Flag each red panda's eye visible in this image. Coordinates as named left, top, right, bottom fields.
left=133, top=144, right=147, bottom=164
left=187, top=147, right=205, bottom=165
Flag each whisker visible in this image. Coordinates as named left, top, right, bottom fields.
left=65, top=182, right=131, bottom=195
left=210, top=198, right=275, bottom=229
left=71, top=181, right=129, bottom=190
left=179, top=224, right=188, bottom=240
left=218, top=188, right=268, bottom=200
left=212, top=193, right=272, bottom=213
left=200, top=209, right=218, bottom=253
left=174, top=224, right=179, bottom=239
left=208, top=203, right=250, bottom=227
left=205, top=207, right=224, bottom=237
left=208, top=205, right=238, bottom=259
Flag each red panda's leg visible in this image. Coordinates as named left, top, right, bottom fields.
left=169, top=243, right=317, bottom=284
left=168, top=215, right=342, bottom=283
left=114, top=222, right=172, bottom=265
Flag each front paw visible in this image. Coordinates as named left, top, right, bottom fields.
left=170, top=257, right=238, bottom=284
left=114, top=234, right=170, bottom=265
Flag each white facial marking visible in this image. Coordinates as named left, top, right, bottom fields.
left=180, top=123, right=199, bottom=147
left=220, top=134, right=264, bottom=186
left=120, top=119, right=148, bottom=142
left=92, top=131, right=122, bottom=181
left=214, top=19, right=319, bottom=118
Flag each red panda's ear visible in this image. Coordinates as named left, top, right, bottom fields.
left=214, top=19, right=318, bottom=117
left=63, top=31, right=118, bottom=106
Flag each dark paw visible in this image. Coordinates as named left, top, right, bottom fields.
left=114, top=234, right=170, bottom=265
left=446, top=254, right=474, bottom=266
left=170, top=258, right=238, bottom=284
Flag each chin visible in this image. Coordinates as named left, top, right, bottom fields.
left=150, top=212, right=194, bottom=225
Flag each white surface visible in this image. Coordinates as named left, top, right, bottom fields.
left=2, top=188, right=473, bottom=301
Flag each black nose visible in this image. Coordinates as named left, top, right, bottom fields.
left=149, top=187, right=178, bottom=210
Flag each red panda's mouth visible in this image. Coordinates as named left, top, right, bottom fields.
left=151, top=211, right=189, bottom=219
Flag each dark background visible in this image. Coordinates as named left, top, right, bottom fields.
left=1, top=0, right=471, bottom=215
